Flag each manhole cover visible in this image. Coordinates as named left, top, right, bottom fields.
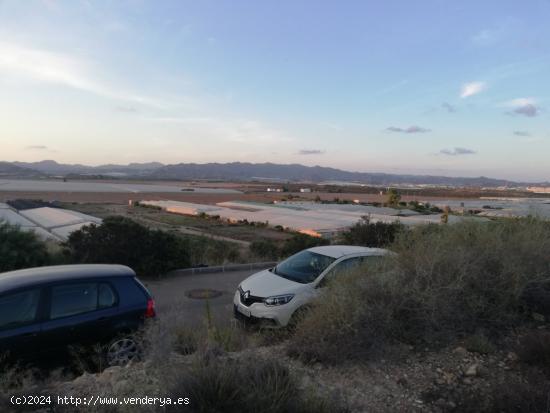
left=186, top=289, right=223, bottom=299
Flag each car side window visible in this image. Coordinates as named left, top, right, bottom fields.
left=317, top=255, right=385, bottom=288
left=317, top=257, right=363, bottom=288
left=50, top=283, right=98, bottom=319
left=98, top=283, right=116, bottom=308
left=0, top=289, right=41, bottom=329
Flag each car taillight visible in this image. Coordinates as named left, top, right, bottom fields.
left=145, top=298, right=156, bottom=318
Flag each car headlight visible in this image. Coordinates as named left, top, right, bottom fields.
left=264, top=294, right=294, bottom=306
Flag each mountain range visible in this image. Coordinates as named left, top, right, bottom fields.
left=1, top=160, right=547, bottom=188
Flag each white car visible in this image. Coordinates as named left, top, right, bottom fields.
left=233, top=245, right=389, bottom=327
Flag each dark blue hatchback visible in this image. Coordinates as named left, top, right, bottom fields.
left=0, top=264, right=155, bottom=366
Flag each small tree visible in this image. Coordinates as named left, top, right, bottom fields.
left=249, top=240, right=279, bottom=260
left=64, top=216, right=191, bottom=277
left=280, top=233, right=329, bottom=257
left=386, top=188, right=401, bottom=207
left=340, top=216, right=404, bottom=247
left=0, top=222, right=51, bottom=272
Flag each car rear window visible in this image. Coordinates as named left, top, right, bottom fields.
left=51, top=283, right=98, bottom=319
left=98, top=283, right=116, bottom=308
left=0, top=289, right=41, bottom=329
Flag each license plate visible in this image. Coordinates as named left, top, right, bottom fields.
left=237, top=305, right=251, bottom=318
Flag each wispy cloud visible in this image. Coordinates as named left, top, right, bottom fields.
left=460, top=81, right=486, bottom=98
left=440, top=147, right=476, bottom=156
left=25, top=145, right=50, bottom=150
left=513, top=131, right=531, bottom=137
left=387, top=125, right=431, bottom=134
left=441, top=102, right=457, bottom=113
left=504, top=97, right=540, bottom=117
left=0, top=42, right=165, bottom=107
left=298, top=149, right=325, bottom=155
left=514, top=104, right=539, bottom=117
left=472, top=29, right=500, bottom=46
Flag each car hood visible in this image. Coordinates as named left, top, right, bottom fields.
left=239, top=268, right=307, bottom=297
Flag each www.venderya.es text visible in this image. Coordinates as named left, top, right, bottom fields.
left=11, top=395, right=190, bottom=407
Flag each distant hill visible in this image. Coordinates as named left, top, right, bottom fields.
left=13, top=160, right=164, bottom=176
left=150, top=162, right=537, bottom=187
left=0, top=162, right=45, bottom=178
left=2, top=160, right=547, bottom=187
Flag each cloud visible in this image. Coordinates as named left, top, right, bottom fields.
left=460, top=81, right=486, bottom=98
left=513, top=131, right=531, bottom=137
left=386, top=125, right=431, bottom=134
left=472, top=29, right=500, bottom=46
left=25, top=145, right=49, bottom=150
left=298, top=149, right=325, bottom=155
left=441, top=102, right=457, bottom=113
left=504, top=97, right=540, bottom=117
left=440, top=147, right=476, bottom=156
left=0, top=42, right=165, bottom=107
left=514, top=104, right=539, bottom=117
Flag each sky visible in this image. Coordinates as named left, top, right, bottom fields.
left=0, top=0, right=549, bottom=181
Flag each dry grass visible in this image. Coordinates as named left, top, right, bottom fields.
left=289, top=219, right=550, bottom=364
left=163, top=356, right=348, bottom=413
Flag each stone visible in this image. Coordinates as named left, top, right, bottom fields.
left=453, top=346, right=468, bottom=355
left=507, top=352, right=518, bottom=362
left=465, top=364, right=479, bottom=377
left=533, top=313, right=546, bottom=322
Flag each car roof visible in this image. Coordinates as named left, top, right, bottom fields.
left=0, top=264, right=135, bottom=293
left=307, top=245, right=389, bottom=259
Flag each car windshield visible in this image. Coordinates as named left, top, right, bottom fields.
left=273, top=250, right=335, bottom=283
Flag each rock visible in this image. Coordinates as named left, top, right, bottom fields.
left=465, top=364, right=479, bottom=377
left=453, top=346, right=468, bottom=355
left=443, top=372, right=456, bottom=384
left=533, top=313, right=546, bottom=322
left=113, top=379, right=129, bottom=394
left=507, top=352, right=518, bottom=362
left=396, top=376, right=408, bottom=386
left=435, top=398, right=447, bottom=407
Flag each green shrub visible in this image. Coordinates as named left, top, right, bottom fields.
left=0, top=222, right=52, bottom=272
left=290, top=219, right=550, bottom=363
left=280, top=234, right=329, bottom=257
left=64, top=216, right=191, bottom=277
left=339, top=215, right=404, bottom=247
left=249, top=240, right=279, bottom=260
left=184, top=235, right=241, bottom=266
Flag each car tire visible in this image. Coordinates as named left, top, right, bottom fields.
left=105, top=336, right=141, bottom=367
left=287, top=305, right=311, bottom=329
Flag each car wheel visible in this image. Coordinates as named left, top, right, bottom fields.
left=106, top=337, right=140, bottom=366
left=288, top=305, right=311, bottom=329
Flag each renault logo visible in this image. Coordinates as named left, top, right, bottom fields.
left=243, top=290, right=250, bottom=300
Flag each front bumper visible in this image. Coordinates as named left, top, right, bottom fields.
left=233, top=291, right=291, bottom=327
